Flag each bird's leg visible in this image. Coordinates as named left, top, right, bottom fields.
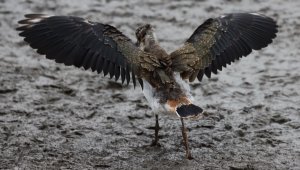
left=151, top=114, right=160, bottom=146
left=181, top=118, right=193, bottom=159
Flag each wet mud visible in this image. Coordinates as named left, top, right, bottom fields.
left=0, top=0, right=299, bottom=169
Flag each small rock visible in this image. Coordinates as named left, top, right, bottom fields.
left=270, top=114, right=291, bottom=124
left=238, top=123, right=249, bottom=130
left=251, top=104, right=264, bottom=109
left=0, top=88, right=17, bottom=94
left=196, top=120, right=215, bottom=129
left=235, top=129, right=245, bottom=137
left=224, top=123, right=232, bottom=130
left=136, top=103, right=150, bottom=109
left=241, top=107, right=252, bottom=114
left=212, top=134, right=223, bottom=142
left=106, top=81, right=123, bottom=89
left=287, top=122, right=300, bottom=129
left=128, top=115, right=143, bottom=120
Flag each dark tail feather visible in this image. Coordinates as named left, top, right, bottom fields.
left=176, top=104, right=203, bottom=118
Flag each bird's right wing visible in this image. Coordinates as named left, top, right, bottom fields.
left=170, top=13, right=278, bottom=82
left=17, top=14, right=162, bottom=87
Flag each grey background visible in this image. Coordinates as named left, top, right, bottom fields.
left=0, top=0, right=299, bottom=169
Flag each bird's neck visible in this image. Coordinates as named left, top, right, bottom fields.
left=140, top=32, right=159, bottom=52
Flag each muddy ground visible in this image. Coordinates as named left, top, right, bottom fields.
left=0, top=0, right=299, bottom=169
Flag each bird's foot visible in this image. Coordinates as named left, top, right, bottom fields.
left=150, top=139, right=161, bottom=147
left=186, top=151, right=193, bottom=160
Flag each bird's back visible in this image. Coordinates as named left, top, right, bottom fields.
left=140, top=42, right=202, bottom=118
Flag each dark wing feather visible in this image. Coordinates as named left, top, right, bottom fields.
left=170, top=13, right=278, bottom=82
left=17, top=14, right=161, bottom=88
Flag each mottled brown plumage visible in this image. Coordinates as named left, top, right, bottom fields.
left=172, top=13, right=278, bottom=82
left=17, top=12, right=278, bottom=159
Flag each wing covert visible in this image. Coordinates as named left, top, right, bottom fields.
left=17, top=14, right=161, bottom=87
left=171, top=13, right=278, bottom=82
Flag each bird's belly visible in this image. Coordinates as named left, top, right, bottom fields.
left=142, top=79, right=164, bottom=112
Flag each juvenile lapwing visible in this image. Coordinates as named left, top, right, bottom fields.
left=17, top=13, right=277, bottom=159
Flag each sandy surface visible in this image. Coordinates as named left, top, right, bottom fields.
left=0, top=0, right=300, bottom=169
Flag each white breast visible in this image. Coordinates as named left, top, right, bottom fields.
left=142, top=79, right=162, bottom=112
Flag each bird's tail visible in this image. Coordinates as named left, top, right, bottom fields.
left=166, top=98, right=203, bottom=118
left=176, top=104, right=203, bottom=118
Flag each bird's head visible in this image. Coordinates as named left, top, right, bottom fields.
left=135, top=24, right=157, bottom=49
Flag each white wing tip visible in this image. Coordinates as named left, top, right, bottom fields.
left=250, top=12, right=263, bottom=16
left=24, top=14, right=52, bottom=24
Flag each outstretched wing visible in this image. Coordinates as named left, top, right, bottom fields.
left=17, top=14, right=161, bottom=87
left=170, top=13, right=278, bottom=82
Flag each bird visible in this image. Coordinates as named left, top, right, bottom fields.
left=17, top=12, right=278, bottom=159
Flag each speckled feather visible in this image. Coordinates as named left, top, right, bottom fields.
left=17, top=13, right=277, bottom=113
left=17, top=14, right=161, bottom=88
left=171, top=13, right=278, bottom=82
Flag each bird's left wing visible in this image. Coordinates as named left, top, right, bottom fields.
left=170, top=13, right=278, bottom=82
left=17, top=14, right=161, bottom=87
